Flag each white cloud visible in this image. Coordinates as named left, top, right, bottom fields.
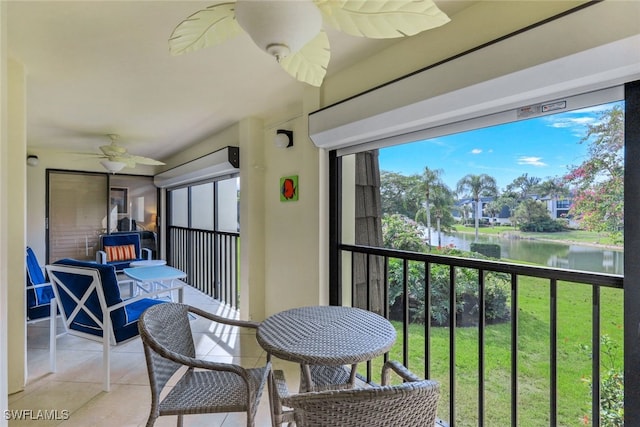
left=547, top=116, right=594, bottom=129
left=471, top=148, right=482, bottom=154
left=517, top=156, right=547, bottom=167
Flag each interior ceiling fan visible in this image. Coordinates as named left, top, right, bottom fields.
left=89, top=134, right=165, bottom=173
left=169, top=0, right=450, bottom=87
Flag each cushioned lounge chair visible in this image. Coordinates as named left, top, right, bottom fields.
left=96, top=232, right=152, bottom=271
left=46, top=258, right=173, bottom=391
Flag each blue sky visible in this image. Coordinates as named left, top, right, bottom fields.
left=378, top=101, right=622, bottom=192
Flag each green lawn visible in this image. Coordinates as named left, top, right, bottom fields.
left=361, top=277, right=623, bottom=426
left=455, top=225, right=620, bottom=247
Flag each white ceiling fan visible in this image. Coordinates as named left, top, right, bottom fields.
left=169, top=0, right=450, bottom=87
left=90, top=134, right=165, bottom=174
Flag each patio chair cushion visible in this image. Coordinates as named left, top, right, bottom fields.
left=104, top=244, right=137, bottom=262
left=53, top=258, right=165, bottom=342
left=26, top=247, right=55, bottom=320
left=97, top=233, right=151, bottom=271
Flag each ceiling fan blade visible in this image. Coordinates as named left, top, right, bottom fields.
left=128, top=155, right=166, bottom=166
left=71, top=152, right=106, bottom=159
left=280, top=30, right=330, bottom=87
left=314, top=0, right=450, bottom=38
left=169, top=2, right=243, bottom=55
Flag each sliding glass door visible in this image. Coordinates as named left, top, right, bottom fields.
left=47, top=171, right=108, bottom=262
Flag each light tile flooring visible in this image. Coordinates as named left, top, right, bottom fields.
left=9, top=284, right=302, bottom=427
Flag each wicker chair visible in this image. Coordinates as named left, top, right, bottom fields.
left=272, top=360, right=439, bottom=427
left=138, top=303, right=270, bottom=427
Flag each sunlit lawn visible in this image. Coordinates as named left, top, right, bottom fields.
left=455, top=225, right=620, bottom=247
left=362, top=276, right=623, bottom=426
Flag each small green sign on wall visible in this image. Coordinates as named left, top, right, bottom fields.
left=280, top=175, right=298, bottom=202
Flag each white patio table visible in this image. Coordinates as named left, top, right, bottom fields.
left=123, top=265, right=185, bottom=302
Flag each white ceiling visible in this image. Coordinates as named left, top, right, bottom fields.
left=6, top=1, right=579, bottom=164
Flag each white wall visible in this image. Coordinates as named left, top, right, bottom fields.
left=0, top=0, right=9, bottom=417
left=322, top=1, right=640, bottom=107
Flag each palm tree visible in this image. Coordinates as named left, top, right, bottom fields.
left=456, top=173, right=498, bottom=240
left=431, top=185, right=455, bottom=247
left=415, top=167, right=444, bottom=249
left=461, top=203, right=472, bottom=225
left=537, top=177, right=570, bottom=219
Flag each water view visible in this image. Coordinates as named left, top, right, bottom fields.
left=436, top=230, right=623, bottom=275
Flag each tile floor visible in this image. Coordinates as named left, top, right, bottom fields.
left=9, top=284, right=302, bottom=426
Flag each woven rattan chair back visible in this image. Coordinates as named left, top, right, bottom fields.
left=139, top=303, right=270, bottom=427
left=140, top=303, right=195, bottom=400
left=279, top=360, right=439, bottom=427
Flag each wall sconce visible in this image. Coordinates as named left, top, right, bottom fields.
left=275, top=129, right=293, bottom=149
left=27, top=155, right=39, bottom=167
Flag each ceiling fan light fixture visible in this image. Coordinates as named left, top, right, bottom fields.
left=266, top=43, right=290, bottom=61
left=100, top=159, right=126, bottom=174
left=235, top=0, right=322, bottom=61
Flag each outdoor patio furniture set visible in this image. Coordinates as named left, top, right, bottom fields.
left=26, top=244, right=441, bottom=426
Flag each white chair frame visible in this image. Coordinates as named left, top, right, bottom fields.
left=46, top=264, right=184, bottom=391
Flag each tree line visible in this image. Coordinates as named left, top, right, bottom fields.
left=380, top=105, right=624, bottom=245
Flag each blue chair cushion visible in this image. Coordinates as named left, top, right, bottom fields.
left=26, top=247, right=46, bottom=284
left=102, top=233, right=141, bottom=257
left=100, top=233, right=145, bottom=272
left=53, top=259, right=165, bottom=343
left=116, top=298, right=165, bottom=342
left=105, top=258, right=146, bottom=271
left=26, top=247, right=55, bottom=320
left=28, top=304, right=53, bottom=321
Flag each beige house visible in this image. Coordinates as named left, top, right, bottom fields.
left=2, top=1, right=640, bottom=424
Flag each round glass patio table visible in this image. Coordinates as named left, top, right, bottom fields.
left=257, top=305, right=396, bottom=390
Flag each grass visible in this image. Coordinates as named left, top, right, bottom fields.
left=360, top=277, right=623, bottom=426
left=455, top=225, right=620, bottom=247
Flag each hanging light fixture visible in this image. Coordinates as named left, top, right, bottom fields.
left=234, top=0, right=322, bottom=62
left=101, top=160, right=126, bottom=174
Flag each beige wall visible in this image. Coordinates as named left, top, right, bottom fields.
left=1, top=0, right=9, bottom=413
left=7, top=0, right=640, bottom=395
left=7, top=58, right=26, bottom=395
left=261, top=92, right=327, bottom=316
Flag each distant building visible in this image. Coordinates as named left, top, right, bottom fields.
left=452, top=196, right=573, bottom=226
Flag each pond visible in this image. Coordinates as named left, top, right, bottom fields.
left=434, top=230, right=623, bottom=275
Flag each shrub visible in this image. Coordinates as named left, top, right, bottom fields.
left=388, top=247, right=511, bottom=326
left=470, top=242, right=501, bottom=258
left=519, top=218, right=567, bottom=232
left=580, top=335, right=624, bottom=426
